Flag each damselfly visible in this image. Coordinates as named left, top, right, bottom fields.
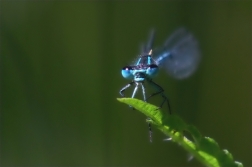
left=119, top=28, right=200, bottom=142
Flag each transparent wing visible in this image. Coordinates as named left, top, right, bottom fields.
left=140, top=29, right=155, bottom=56
left=153, top=28, right=201, bottom=79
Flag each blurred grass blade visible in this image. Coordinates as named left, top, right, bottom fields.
left=117, top=98, right=243, bottom=167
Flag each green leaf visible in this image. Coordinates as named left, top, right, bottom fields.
left=117, top=98, right=243, bottom=167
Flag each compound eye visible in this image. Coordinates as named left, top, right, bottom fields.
left=146, top=64, right=159, bottom=78
left=121, top=66, right=134, bottom=79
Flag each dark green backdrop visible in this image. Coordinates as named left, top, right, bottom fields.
left=1, top=1, right=251, bottom=166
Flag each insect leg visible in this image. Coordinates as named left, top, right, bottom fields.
left=119, top=81, right=134, bottom=97
left=147, top=80, right=171, bottom=114
left=141, top=83, right=153, bottom=142
left=141, top=83, right=147, bottom=101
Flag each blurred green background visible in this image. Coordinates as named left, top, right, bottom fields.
left=1, top=1, right=251, bottom=166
